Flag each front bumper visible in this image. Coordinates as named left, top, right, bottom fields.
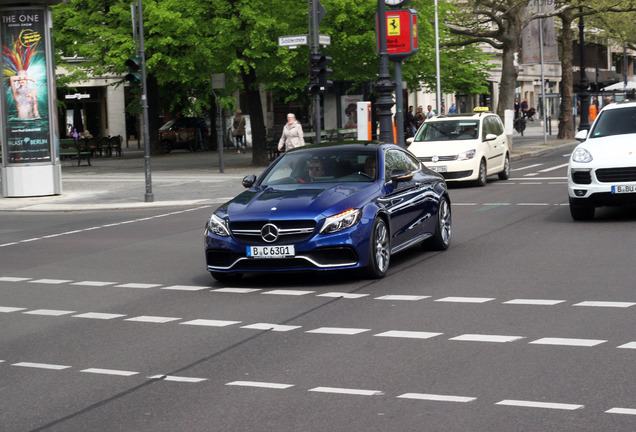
left=568, top=166, right=636, bottom=207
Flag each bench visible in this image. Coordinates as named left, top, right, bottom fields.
left=59, top=138, right=92, bottom=166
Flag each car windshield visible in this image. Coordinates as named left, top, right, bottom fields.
left=260, top=147, right=378, bottom=186
left=415, top=120, right=480, bottom=141
left=589, top=106, right=636, bottom=138
left=159, top=119, right=177, bottom=131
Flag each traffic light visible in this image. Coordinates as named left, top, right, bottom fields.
left=318, top=54, right=333, bottom=89
left=125, top=56, right=143, bottom=87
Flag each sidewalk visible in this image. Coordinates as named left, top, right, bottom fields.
left=0, top=125, right=577, bottom=212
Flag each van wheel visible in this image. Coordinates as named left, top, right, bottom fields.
left=498, top=154, right=510, bottom=180
left=475, top=159, right=487, bottom=186
left=569, top=198, right=595, bottom=220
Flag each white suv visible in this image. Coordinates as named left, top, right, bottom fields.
left=407, top=109, right=510, bottom=186
left=568, top=100, right=636, bottom=220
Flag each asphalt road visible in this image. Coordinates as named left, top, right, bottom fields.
left=1, top=147, right=635, bottom=431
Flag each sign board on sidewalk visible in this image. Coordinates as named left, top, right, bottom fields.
left=319, top=34, right=331, bottom=46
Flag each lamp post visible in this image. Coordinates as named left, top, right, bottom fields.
left=376, top=0, right=396, bottom=142
left=577, top=7, right=590, bottom=131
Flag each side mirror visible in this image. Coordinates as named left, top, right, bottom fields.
left=242, top=174, right=257, bottom=188
left=406, top=137, right=414, bottom=144
left=485, top=133, right=497, bottom=141
left=575, top=129, right=588, bottom=142
left=390, top=169, right=413, bottom=187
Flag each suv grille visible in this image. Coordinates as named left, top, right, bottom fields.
left=596, top=167, right=636, bottom=183
left=230, top=220, right=316, bottom=245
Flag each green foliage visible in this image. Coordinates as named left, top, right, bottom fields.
left=52, top=0, right=492, bottom=115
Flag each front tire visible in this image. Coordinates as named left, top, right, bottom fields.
left=364, top=217, right=390, bottom=279
left=498, top=154, right=510, bottom=180
left=424, top=196, right=452, bottom=251
left=569, top=198, right=595, bottom=220
left=475, top=159, right=487, bottom=187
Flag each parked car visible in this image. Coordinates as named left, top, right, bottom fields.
left=159, top=117, right=210, bottom=153
left=204, top=142, right=452, bottom=281
left=568, top=100, right=636, bottom=220
left=407, top=108, right=510, bottom=186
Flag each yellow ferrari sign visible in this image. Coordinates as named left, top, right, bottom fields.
left=387, top=15, right=401, bottom=36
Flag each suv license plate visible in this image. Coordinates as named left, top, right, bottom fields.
left=247, top=245, right=295, bottom=258
left=429, top=166, right=447, bottom=173
left=612, top=185, right=636, bottom=194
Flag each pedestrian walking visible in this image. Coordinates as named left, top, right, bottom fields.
left=425, top=105, right=436, bottom=120
left=232, top=109, right=246, bottom=154
left=448, top=103, right=456, bottom=114
left=278, top=113, right=305, bottom=152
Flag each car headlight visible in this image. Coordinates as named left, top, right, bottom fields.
left=572, top=148, right=593, bottom=163
left=207, top=214, right=230, bottom=237
left=320, top=209, right=362, bottom=234
left=457, top=149, right=476, bottom=160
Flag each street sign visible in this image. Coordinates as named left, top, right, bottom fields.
left=319, top=34, right=331, bottom=46
left=278, top=35, right=308, bottom=48
left=211, top=73, right=225, bottom=90
left=65, top=93, right=90, bottom=100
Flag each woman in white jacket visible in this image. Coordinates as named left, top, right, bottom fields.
left=278, top=113, right=305, bottom=152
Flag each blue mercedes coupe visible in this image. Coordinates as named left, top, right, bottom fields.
left=204, top=142, right=451, bottom=281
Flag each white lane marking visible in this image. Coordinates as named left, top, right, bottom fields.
left=0, top=277, right=31, bottom=282
left=375, top=295, right=430, bottom=301
left=617, top=342, right=636, bottom=349
left=309, top=387, right=383, bottom=396
left=453, top=203, right=478, bottom=206
left=23, top=309, right=75, bottom=316
left=606, top=407, right=636, bottom=415
left=263, top=289, right=315, bottom=296
left=530, top=338, right=606, bottom=347
left=149, top=375, right=207, bottom=383
left=510, top=177, right=566, bottom=181
left=496, top=399, right=583, bottom=410
left=574, top=301, right=636, bottom=308
left=115, top=283, right=162, bottom=289
left=72, top=312, right=126, bottom=320
left=538, top=163, right=569, bottom=172
left=241, top=323, right=301, bottom=332
left=28, top=279, right=72, bottom=285
left=226, top=381, right=293, bottom=389
left=0, top=242, right=19, bottom=247
left=504, top=299, right=565, bottom=306
left=307, top=327, right=370, bottom=335
left=398, top=393, right=476, bottom=403
left=450, top=334, right=524, bottom=343
left=162, top=285, right=209, bottom=291
left=212, top=288, right=261, bottom=294
left=71, top=281, right=117, bottom=287
left=0, top=306, right=27, bottom=313
left=374, top=331, right=442, bottom=340
left=81, top=368, right=138, bottom=376
left=523, top=173, right=538, bottom=177
left=12, top=362, right=71, bottom=370
left=318, top=292, right=370, bottom=299
left=180, top=319, right=240, bottom=327
left=512, top=163, right=543, bottom=171
left=436, top=297, right=494, bottom=303
left=517, top=202, right=550, bottom=206
left=124, top=316, right=181, bottom=323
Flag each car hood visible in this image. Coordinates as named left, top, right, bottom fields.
left=408, top=140, right=479, bottom=157
left=218, top=183, right=378, bottom=221
left=576, top=134, right=636, bottom=165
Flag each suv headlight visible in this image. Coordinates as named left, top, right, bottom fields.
left=320, top=209, right=362, bottom=234
left=207, top=214, right=230, bottom=237
left=572, top=148, right=593, bottom=163
left=458, top=149, right=476, bottom=160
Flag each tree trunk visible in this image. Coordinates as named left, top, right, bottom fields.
left=241, top=68, right=269, bottom=166
left=557, top=12, right=575, bottom=140
left=497, top=10, right=524, bottom=119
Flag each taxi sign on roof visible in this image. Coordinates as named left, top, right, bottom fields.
left=473, top=107, right=490, bottom=112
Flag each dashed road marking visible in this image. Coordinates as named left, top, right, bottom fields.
left=530, top=338, right=606, bottom=347
left=374, top=330, right=442, bottom=340
left=80, top=368, right=138, bottom=376
left=12, top=362, right=71, bottom=370
left=436, top=296, right=494, bottom=303
left=495, top=399, right=583, bottom=410
left=574, top=301, right=636, bottom=308
left=307, top=327, right=370, bottom=335
left=309, top=387, right=383, bottom=396
left=606, top=407, right=636, bottom=415
left=504, top=299, right=565, bottom=305
left=180, top=319, right=241, bottom=327
left=125, top=316, right=181, bottom=323
left=241, top=323, right=301, bottom=332
left=72, top=312, right=126, bottom=320
left=263, top=289, right=315, bottom=296
left=23, top=309, right=75, bottom=316
left=226, top=381, right=294, bottom=389
left=450, top=334, right=525, bottom=343
left=398, top=393, right=476, bottom=403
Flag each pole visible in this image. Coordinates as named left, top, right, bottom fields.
left=434, top=0, right=442, bottom=113
left=137, top=0, right=153, bottom=202
left=311, top=0, right=321, bottom=143
left=538, top=3, right=547, bottom=144
left=376, top=0, right=396, bottom=143
left=577, top=7, right=590, bottom=131
left=394, top=62, right=404, bottom=146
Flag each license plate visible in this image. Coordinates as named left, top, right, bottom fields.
left=429, top=166, right=447, bottom=173
left=611, top=185, right=636, bottom=194
left=247, top=245, right=295, bottom=258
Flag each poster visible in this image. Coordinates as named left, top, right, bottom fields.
left=341, top=95, right=364, bottom=129
left=2, top=8, right=51, bottom=163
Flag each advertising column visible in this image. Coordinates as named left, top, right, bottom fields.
left=1, top=6, right=62, bottom=197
